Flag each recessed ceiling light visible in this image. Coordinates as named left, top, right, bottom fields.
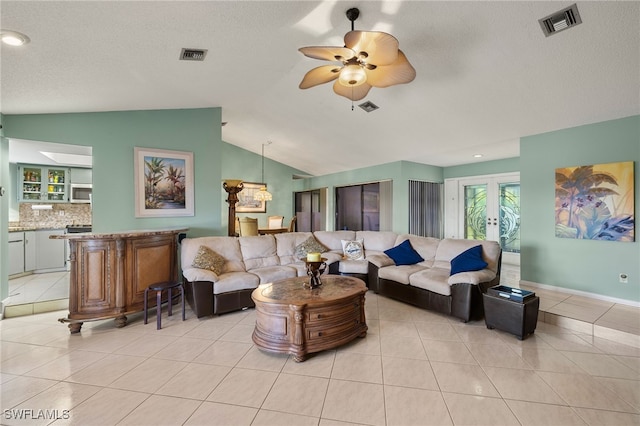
left=473, top=154, right=483, bottom=158
left=1, top=30, right=30, bottom=46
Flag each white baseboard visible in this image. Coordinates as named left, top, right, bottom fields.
left=520, top=280, right=640, bottom=308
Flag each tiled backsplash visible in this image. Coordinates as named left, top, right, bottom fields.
left=12, top=203, right=92, bottom=228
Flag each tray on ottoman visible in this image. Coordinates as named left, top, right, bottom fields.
left=483, top=285, right=539, bottom=340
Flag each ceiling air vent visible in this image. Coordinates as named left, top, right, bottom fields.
left=539, top=4, right=582, bottom=37
left=358, top=101, right=379, bottom=113
left=179, top=48, right=208, bottom=61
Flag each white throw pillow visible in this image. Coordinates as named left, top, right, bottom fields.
left=341, top=239, right=364, bottom=260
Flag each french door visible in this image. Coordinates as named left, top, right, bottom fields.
left=445, top=173, right=520, bottom=265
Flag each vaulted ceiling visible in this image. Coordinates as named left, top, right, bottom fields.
left=2, top=1, right=638, bottom=176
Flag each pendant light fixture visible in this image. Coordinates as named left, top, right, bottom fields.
left=254, top=141, right=273, bottom=201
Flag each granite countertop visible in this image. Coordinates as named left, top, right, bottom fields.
left=50, top=227, right=188, bottom=239
left=9, top=226, right=66, bottom=232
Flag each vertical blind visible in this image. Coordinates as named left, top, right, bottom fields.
left=408, top=180, right=443, bottom=238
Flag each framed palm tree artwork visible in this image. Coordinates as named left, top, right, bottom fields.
left=134, top=147, right=194, bottom=217
left=555, top=161, right=634, bottom=241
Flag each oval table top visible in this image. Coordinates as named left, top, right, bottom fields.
left=252, top=275, right=366, bottom=305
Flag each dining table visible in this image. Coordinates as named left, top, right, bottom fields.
left=258, top=227, right=288, bottom=235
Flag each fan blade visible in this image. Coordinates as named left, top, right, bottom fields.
left=344, top=30, right=399, bottom=66
left=299, top=65, right=342, bottom=89
left=365, top=50, right=416, bottom=88
left=333, top=80, right=372, bottom=101
left=299, top=46, right=355, bottom=62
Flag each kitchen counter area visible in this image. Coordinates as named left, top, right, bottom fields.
left=9, top=225, right=66, bottom=232
left=58, top=227, right=187, bottom=333
left=8, top=227, right=69, bottom=278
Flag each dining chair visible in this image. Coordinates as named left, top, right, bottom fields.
left=239, top=217, right=259, bottom=236
left=288, top=216, right=297, bottom=232
left=268, top=215, right=284, bottom=229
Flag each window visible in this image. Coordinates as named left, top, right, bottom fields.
left=335, top=181, right=392, bottom=231
left=408, top=180, right=443, bottom=238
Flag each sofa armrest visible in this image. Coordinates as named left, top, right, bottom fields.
left=322, top=251, right=344, bottom=265
left=366, top=253, right=395, bottom=268
left=448, top=269, right=496, bottom=286
left=182, top=267, right=219, bottom=283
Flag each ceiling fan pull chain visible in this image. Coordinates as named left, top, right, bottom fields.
left=351, top=87, right=354, bottom=110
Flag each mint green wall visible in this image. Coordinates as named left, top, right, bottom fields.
left=295, top=160, right=443, bottom=233
left=220, top=142, right=306, bottom=229
left=3, top=108, right=222, bottom=237
left=521, top=115, right=640, bottom=301
left=444, top=157, right=520, bottom=179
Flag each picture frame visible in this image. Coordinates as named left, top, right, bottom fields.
left=134, top=147, right=194, bottom=217
left=237, top=182, right=267, bottom=213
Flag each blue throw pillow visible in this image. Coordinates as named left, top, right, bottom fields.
left=384, top=239, right=424, bottom=266
left=450, top=245, right=488, bottom=275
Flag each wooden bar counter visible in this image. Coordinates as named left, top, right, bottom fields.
left=52, top=228, right=187, bottom=333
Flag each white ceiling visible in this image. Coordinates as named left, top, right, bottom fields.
left=2, top=1, right=638, bottom=176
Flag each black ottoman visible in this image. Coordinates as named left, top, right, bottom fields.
left=483, top=286, right=539, bottom=340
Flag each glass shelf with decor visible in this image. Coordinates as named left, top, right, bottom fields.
left=18, top=165, right=69, bottom=202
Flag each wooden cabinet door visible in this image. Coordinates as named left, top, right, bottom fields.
left=70, top=239, right=118, bottom=318
left=126, top=235, right=177, bottom=307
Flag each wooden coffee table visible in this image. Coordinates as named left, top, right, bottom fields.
left=251, top=275, right=367, bottom=362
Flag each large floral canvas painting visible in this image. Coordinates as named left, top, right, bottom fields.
left=555, top=161, right=634, bottom=241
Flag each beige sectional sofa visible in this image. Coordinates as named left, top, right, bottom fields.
left=180, top=231, right=502, bottom=322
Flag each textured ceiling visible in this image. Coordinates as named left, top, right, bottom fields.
left=2, top=1, right=639, bottom=176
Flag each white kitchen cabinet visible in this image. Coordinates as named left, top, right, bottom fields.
left=24, top=230, right=37, bottom=272
left=8, top=232, right=25, bottom=276
left=35, top=229, right=66, bottom=272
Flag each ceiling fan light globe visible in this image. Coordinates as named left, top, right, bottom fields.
left=338, top=64, right=367, bottom=87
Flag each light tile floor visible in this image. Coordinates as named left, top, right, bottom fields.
left=5, top=272, right=70, bottom=316
left=1, top=290, right=640, bottom=426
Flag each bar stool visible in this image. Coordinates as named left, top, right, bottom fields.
left=144, top=281, right=185, bottom=330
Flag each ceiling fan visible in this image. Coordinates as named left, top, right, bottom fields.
left=298, top=7, right=416, bottom=102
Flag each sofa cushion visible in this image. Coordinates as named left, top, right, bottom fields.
left=321, top=251, right=344, bottom=265
left=249, top=265, right=298, bottom=283
left=378, top=264, right=426, bottom=284
left=356, top=231, right=398, bottom=252
left=409, top=268, right=452, bottom=296
left=294, top=236, right=329, bottom=261
left=191, top=245, right=225, bottom=274
left=339, top=259, right=369, bottom=274
left=274, top=232, right=313, bottom=265
left=366, top=253, right=395, bottom=268
left=433, top=238, right=498, bottom=271
left=450, top=245, right=488, bottom=275
left=239, top=235, right=280, bottom=271
left=181, top=236, right=245, bottom=273
left=398, top=235, right=440, bottom=266
left=213, top=272, right=260, bottom=295
left=341, top=239, right=364, bottom=260
left=313, top=230, right=356, bottom=251
left=449, top=269, right=496, bottom=285
left=384, top=239, right=424, bottom=266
